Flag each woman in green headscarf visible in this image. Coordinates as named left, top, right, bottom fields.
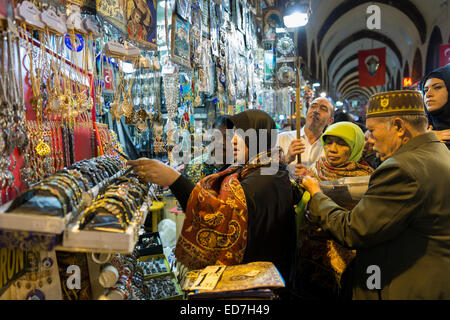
left=293, top=121, right=374, bottom=300
left=295, top=121, right=374, bottom=180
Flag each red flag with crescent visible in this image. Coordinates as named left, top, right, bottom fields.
left=358, top=47, right=386, bottom=87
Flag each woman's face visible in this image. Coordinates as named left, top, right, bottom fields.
left=232, top=133, right=248, bottom=164
left=324, top=135, right=351, bottom=167
left=423, top=78, right=448, bottom=112
left=132, top=11, right=142, bottom=23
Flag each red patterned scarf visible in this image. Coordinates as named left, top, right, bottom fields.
left=175, top=149, right=280, bottom=269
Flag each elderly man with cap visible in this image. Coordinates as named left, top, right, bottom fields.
left=301, top=90, right=450, bottom=300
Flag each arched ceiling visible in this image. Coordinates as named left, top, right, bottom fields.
left=342, top=86, right=374, bottom=98
left=289, top=0, right=450, bottom=103
left=345, top=90, right=371, bottom=100
left=315, top=0, right=426, bottom=51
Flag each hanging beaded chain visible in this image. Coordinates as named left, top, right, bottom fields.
left=0, top=28, right=30, bottom=202
left=150, top=54, right=165, bottom=155
left=109, top=129, right=127, bottom=165
left=162, top=72, right=179, bottom=120
left=162, top=72, right=179, bottom=163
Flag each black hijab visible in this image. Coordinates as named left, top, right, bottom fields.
left=227, top=109, right=278, bottom=160
left=421, top=64, right=450, bottom=133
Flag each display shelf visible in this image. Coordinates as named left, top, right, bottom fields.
left=58, top=197, right=150, bottom=254
left=0, top=170, right=126, bottom=234
left=0, top=200, right=73, bottom=234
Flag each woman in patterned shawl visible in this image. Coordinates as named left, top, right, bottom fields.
left=128, top=110, right=296, bottom=283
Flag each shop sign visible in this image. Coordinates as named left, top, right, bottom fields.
left=0, top=248, right=26, bottom=296
left=403, top=77, right=413, bottom=87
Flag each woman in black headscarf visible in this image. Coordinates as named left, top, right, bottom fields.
left=422, top=63, right=450, bottom=149
left=128, top=110, right=296, bottom=282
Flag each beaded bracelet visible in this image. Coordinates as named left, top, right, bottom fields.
left=79, top=201, right=124, bottom=229
left=99, top=197, right=133, bottom=223
left=102, top=190, right=138, bottom=212
left=48, top=176, right=82, bottom=205
left=85, top=202, right=127, bottom=229
left=58, top=169, right=90, bottom=191
left=30, top=184, right=68, bottom=216
left=40, top=181, right=78, bottom=211
left=55, top=172, right=87, bottom=196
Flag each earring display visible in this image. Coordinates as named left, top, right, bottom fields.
left=138, top=255, right=170, bottom=278
left=143, top=274, right=181, bottom=300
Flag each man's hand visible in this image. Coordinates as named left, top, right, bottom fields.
left=286, top=139, right=306, bottom=164
left=301, top=176, right=321, bottom=197
left=433, top=129, right=450, bottom=143
left=127, top=158, right=180, bottom=186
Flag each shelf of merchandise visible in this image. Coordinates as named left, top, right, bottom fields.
left=56, top=196, right=149, bottom=254
left=0, top=170, right=126, bottom=234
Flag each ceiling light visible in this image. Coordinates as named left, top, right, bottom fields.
left=283, top=1, right=311, bottom=28
left=320, top=92, right=327, bottom=98
left=312, top=82, right=321, bottom=88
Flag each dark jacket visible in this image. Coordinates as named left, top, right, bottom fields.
left=308, top=132, right=450, bottom=299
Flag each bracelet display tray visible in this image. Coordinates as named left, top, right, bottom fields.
left=0, top=170, right=125, bottom=234
left=59, top=196, right=150, bottom=254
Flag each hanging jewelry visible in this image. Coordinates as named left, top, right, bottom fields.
left=135, top=65, right=149, bottom=134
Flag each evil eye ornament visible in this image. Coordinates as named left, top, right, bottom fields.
left=26, top=289, right=46, bottom=300
left=65, top=33, right=84, bottom=52
left=42, top=257, right=54, bottom=269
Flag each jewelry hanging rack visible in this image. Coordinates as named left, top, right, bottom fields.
left=18, top=27, right=103, bottom=156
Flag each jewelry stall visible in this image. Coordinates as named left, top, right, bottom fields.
left=0, top=0, right=290, bottom=300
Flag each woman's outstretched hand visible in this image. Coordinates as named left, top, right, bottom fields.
left=127, top=158, right=180, bottom=186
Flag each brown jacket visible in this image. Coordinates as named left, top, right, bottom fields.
left=308, top=132, right=450, bottom=299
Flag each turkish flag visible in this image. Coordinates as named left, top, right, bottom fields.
left=358, top=47, right=386, bottom=87
left=439, top=44, right=450, bottom=68
left=103, top=68, right=114, bottom=92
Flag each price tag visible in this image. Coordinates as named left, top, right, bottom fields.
left=190, top=266, right=225, bottom=290
left=162, top=64, right=176, bottom=75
